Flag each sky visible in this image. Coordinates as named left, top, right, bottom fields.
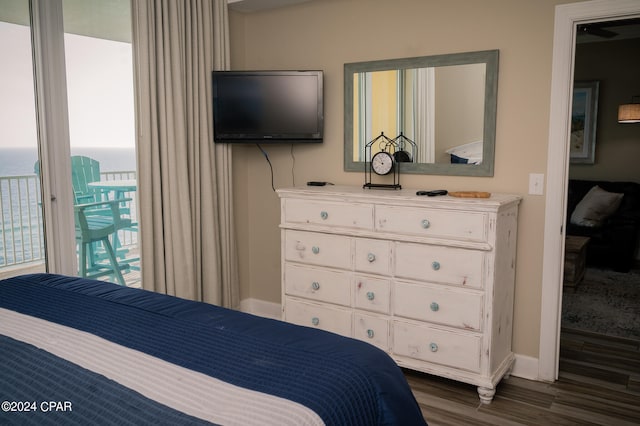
left=0, top=21, right=135, bottom=149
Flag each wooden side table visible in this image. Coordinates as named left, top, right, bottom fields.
left=564, top=235, right=590, bottom=289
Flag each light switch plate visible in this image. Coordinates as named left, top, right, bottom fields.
left=529, top=173, right=544, bottom=195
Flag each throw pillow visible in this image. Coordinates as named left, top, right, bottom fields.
left=570, top=185, right=624, bottom=227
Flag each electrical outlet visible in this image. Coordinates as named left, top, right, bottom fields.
left=529, top=173, right=544, bottom=195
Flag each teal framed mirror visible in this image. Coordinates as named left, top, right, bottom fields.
left=344, top=50, right=499, bottom=176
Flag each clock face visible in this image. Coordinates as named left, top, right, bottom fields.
left=371, top=151, right=394, bottom=175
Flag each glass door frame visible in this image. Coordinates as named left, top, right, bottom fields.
left=30, top=0, right=77, bottom=276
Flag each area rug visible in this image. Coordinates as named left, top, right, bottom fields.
left=562, top=267, right=640, bottom=340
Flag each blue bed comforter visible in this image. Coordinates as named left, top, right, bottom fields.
left=0, top=274, right=426, bottom=425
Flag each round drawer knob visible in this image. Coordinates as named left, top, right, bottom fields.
left=432, top=261, right=440, bottom=270
left=421, top=219, right=430, bottom=229
left=367, top=329, right=375, bottom=339
left=311, top=317, right=319, bottom=326
left=320, top=211, right=328, bottom=220
left=312, top=281, right=320, bottom=290
left=366, top=291, right=375, bottom=301
left=430, top=342, right=438, bottom=352
left=367, top=253, right=376, bottom=262
left=430, top=302, right=439, bottom=312
left=312, top=246, right=320, bottom=254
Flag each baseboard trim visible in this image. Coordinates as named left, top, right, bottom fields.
left=511, top=353, right=539, bottom=381
left=239, top=298, right=542, bottom=381
left=239, top=298, right=281, bottom=319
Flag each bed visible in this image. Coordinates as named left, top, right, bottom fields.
left=0, top=274, right=427, bottom=425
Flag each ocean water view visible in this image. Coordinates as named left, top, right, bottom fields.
left=0, top=147, right=137, bottom=268
left=0, top=147, right=137, bottom=177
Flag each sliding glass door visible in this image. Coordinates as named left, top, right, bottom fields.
left=0, top=0, right=138, bottom=285
left=62, top=0, right=139, bottom=287
left=0, top=0, right=45, bottom=279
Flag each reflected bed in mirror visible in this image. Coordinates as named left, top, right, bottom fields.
left=344, top=50, right=499, bottom=176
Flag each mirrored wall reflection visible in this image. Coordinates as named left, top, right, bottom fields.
left=352, top=63, right=486, bottom=165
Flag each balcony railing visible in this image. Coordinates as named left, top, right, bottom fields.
left=0, top=174, right=44, bottom=267
left=0, top=171, right=137, bottom=271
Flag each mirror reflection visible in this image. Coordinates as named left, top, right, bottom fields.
left=344, top=50, right=499, bottom=176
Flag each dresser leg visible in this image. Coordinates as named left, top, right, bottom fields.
left=477, top=386, right=495, bottom=404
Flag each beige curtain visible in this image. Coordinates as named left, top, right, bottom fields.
left=131, top=0, right=238, bottom=308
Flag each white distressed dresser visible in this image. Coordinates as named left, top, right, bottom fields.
left=277, top=186, right=521, bottom=403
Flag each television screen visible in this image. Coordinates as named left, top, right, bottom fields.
left=212, top=70, right=323, bottom=143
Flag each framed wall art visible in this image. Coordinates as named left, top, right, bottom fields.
left=570, top=81, right=599, bottom=164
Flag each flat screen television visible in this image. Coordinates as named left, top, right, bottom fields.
left=212, top=70, right=324, bottom=143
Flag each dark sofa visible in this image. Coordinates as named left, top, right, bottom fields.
left=566, top=179, right=640, bottom=272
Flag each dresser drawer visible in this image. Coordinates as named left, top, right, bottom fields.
left=393, top=321, right=481, bottom=372
left=284, top=264, right=351, bottom=306
left=284, top=230, right=351, bottom=269
left=283, top=198, right=373, bottom=230
left=394, top=281, right=483, bottom=331
left=354, top=238, right=392, bottom=275
left=395, top=242, right=485, bottom=289
left=285, top=298, right=352, bottom=335
left=354, top=275, right=391, bottom=314
left=354, top=313, right=389, bottom=351
left=376, top=206, right=488, bottom=242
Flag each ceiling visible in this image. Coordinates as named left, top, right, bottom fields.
left=576, top=17, right=640, bottom=43
left=0, top=0, right=131, bottom=42
left=0, top=0, right=311, bottom=41
left=1, top=1, right=635, bottom=44
left=228, top=0, right=312, bottom=13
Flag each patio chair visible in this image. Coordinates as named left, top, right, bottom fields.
left=75, top=198, right=132, bottom=286
left=34, top=157, right=138, bottom=284
left=71, top=155, right=102, bottom=204
left=34, top=156, right=108, bottom=208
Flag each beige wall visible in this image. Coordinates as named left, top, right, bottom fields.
left=570, top=38, right=640, bottom=182
left=229, top=0, right=584, bottom=359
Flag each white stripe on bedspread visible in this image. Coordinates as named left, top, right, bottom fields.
left=0, top=308, right=324, bottom=426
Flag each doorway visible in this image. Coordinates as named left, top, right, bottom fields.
left=539, top=0, right=640, bottom=382
left=561, top=17, right=640, bottom=338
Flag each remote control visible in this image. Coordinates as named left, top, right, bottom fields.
left=416, top=190, right=448, bottom=196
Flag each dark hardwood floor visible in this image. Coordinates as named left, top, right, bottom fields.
left=404, top=329, right=640, bottom=425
